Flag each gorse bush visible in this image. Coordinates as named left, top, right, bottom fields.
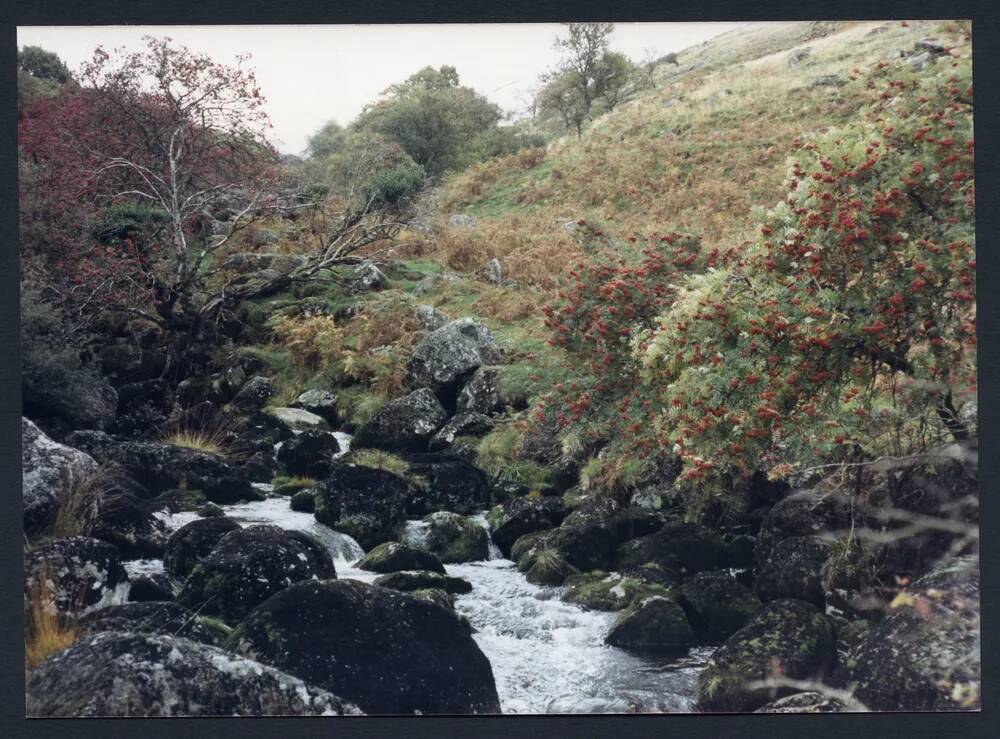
left=543, top=51, right=975, bottom=490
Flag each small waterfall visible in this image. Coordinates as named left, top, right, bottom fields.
left=401, top=519, right=431, bottom=549
left=470, top=512, right=503, bottom=560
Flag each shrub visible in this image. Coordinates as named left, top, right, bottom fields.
left=544, top=53, right=975, bottom=491
left=270, top=313, right=345, bottom=373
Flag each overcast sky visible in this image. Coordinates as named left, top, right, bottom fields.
left=18, top=23, right=745, bottom=155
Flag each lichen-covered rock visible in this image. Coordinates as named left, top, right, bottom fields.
left=229, top=375, right=274, bottom=410
left=405, top=318, right=501, bottom=406
left=614, top=522, right=727, bottom=576
left=525, top=550, right=579, bottom=586
left=229, top=579, right=498, bottom=714
left=415, top=304, right=449, bottom=331
left=563, top=571, right=672, bottom=611
left=267, top=406, right=328, bottom=431
left=24, top=537, right=128, bottom=617
left=755, top=489, right=851, bottom=565
left=77, top=601, right=224, bottom=647
left=164, top=516, right=241, bottom=579
left=23, top=366, right=118, bottom=434
left=755, top=692, right=845, bottom=713
left=846, top=556, right=980, bottom=711
left=22, top=418, right=100, bottom=535
left=313, top=463, right=412, bottom=550
left=290, top=389, right=338, bottom=425
left=178, top=525, right=336, bottom=623
left=352, top=261, right=389, bottom=292
left=428, top=412, right=494, bottom=452
left=65, top=431, right=259, bottom=505
left=26, top=631, right=359, bottom=717
left=455, top=366, right=503, bottom=414
left=422, top=511, right=490, bottom=563
left=754, top=535, right=829, bottom=606
left=694, top=599, right=836, bottom=712
left=276, top=430, right=339, bottom=478
left=373, top=570, right=473, bottom=595
left=605, top=595, right=695, bottom=650
left=358, top=541, right=446, bottom=574
left=85, top=487, right=168, bottom=559
left=489, top=496, right=566, bottom=557
left=405, top=454, right=492, bottom=515
left=352, top=388, right=447, bottom=452
left=681, top=570, right=761, bottom=639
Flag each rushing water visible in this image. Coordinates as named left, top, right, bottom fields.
left=151, top=431, right=710, bottom=713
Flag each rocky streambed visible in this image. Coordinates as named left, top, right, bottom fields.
left=143, top=490, right=712, bottom=714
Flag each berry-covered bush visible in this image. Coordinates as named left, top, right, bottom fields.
left=544, top=51, right=975, bottom=491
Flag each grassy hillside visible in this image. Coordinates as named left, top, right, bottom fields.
left=415, top=20, right=962, bottom=284
left=235, top=18, right=972, bottom=493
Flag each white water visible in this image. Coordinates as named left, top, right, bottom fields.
left=149, top=431, right=709, bottom=713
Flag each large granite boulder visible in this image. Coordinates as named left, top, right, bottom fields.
left=229, top=579, right=499, bottom=714
left=26, top=631, right=359, bottom=717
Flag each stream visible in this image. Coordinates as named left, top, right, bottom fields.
left=137, top=430, right=711, bottom=714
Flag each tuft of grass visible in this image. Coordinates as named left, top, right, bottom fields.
left=476, top=424, right=552, bottom=490
left=24, top=570, right=78, bottom=672
left=271, top=475, right=316, bottom=496
left=51, top=469, right=120, bottom=538
left=161, top=429, right=228, bottom=456
left=350, top=449, right=411, bottom=478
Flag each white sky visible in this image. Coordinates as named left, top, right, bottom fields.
left=18, top=23, right=745, bottom=155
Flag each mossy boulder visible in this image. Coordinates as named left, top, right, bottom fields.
left=755, top=489, right=852, bottom=565
left=694, top=599, right=836, bottom=712
left=410, top=587, right=456, bottom=611
left=228, top=579, right=498, bottom=714
left=26, top=631, right=359, bottom=717
left=276, top=430, right=339, bottom=478
left=754, top=535, right=829, bottom=606
left=681, top=570, right=762, bottom=639
left=156, top=487, right=209, bottom=513
left=289, top=489, right=316, bottom=512
left=405, top=454, right=493, bottom=515
left=489, top=495, right=566, bottom=557
left=24, top=537, right=128, bottom=618
left=164, top=516, right=241, bottom=579
left=271, top=476, right=316, bottom=497
left=178, top=525, right=336, bottom=623
left=510, top=529, right=553, bottom=569
left=358, top=541, right=446, bottom=574
left=352, top=388, right=447, bottom=453
left=614, top=522, right=727, bottom=576
left=423, top=511, right=490, bottom=563
left=605, top=595, right=695, bottom=650
left=313, top=463, right=413, bottom=550
left=563, top=571, right=674, bottom=611
left=373, top=570, right=473, bottom=595
left=77, top=601, right=224, bottom=647
left=846, top=555, right=980, bottom=711
left=524, top=550, right=579, bottom=586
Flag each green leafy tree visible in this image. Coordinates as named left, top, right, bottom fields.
left=355, top=65, right=500, bottom=177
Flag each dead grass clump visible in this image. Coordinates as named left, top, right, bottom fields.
left=471, top=286, right=542, bottom=322
left=24, top=569, right=78, bottom=672
left=52, top=469, right=120, bottom=538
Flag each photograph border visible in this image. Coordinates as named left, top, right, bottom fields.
left=2, top=0, right=997, bottom=737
